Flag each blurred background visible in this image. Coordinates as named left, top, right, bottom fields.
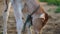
left=40, top=0, right=60, bottom=13
left=0, top=0, right=60, bottom=34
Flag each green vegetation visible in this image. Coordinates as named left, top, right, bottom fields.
left=55, top=7, right=60, bottom=13
left=39, top=0, right=47, bottom=2
left=0, top=32, right=3, bottom=34
left=39, top=0, right=60, bottom=13
left=39, top=0, right=60, bottom=6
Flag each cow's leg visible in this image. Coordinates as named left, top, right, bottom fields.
left=3, top=0, right=12, bottom=34
left=12, top=0, right=24, bottom=34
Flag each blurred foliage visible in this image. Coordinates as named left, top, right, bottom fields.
left=0, top=32, right=3, bottom=34
left=39, top=0, right=60, bottom=6
left=39, top=0, right=60, bottom=13
left=55, top=6, right=60, bottom=13
left=39, top=0, right=47, bottom=2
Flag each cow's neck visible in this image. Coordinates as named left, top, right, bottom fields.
left=25, top=0, right=39, bottom=14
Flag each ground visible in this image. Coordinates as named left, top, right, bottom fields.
left=0, top=0, right=60, bottom=34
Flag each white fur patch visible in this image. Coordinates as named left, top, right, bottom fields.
left=40, top=13, right=45, bottom=19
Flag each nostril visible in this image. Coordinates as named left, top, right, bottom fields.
left=55, top=24, right=58, bottom=25
left=22, top=17, right=24, bottom=20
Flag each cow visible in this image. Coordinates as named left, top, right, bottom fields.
left=3, top=0, right=49, bottom=34
left=22, top=0, right=49, bottom=34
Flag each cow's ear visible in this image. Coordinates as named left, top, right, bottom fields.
left=39, top=13, right=45, bottom=20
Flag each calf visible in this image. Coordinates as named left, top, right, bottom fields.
left=22, top=0, right=49, bottom=34
left=3, top=0, right=49, bottom=34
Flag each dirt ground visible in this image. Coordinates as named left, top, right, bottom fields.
left=0, top=0, right=60, bottom=34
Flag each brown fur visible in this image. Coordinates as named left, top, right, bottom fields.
left=23, top=0, right=49, bottom=33
left=22, top=0, right=49, bottom=34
